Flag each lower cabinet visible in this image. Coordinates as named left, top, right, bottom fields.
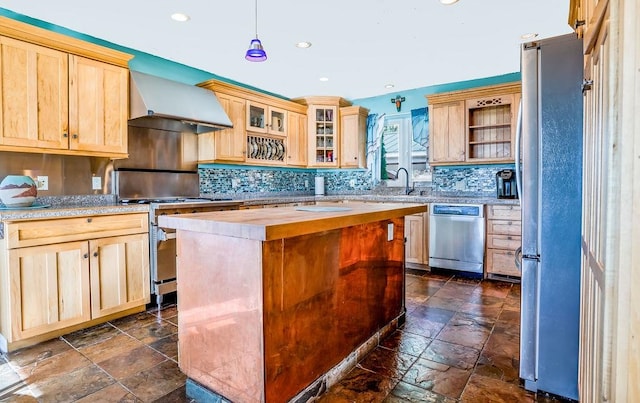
left=0, top=213, right=150, bottom=352
left=485, top=204, right=521, bottom=279
left=404, top=210, right=429, bottom=269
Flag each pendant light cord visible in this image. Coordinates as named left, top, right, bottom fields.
left=254, top=0, right=259, bottom=38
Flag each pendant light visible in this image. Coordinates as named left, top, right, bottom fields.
left=245, top=0, right=267, bottom=62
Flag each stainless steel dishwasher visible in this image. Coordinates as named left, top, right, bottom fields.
left=429, top=204, right=485, bottom=274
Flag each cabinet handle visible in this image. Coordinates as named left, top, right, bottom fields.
left=93, top=252, right=98, bottom=257
left=508, top=236, right=513, bottom=240
left=83, top=253, right=88, bottom=259
left=508, top=221, right=513, bottom=225
left=72, top=134, right=78, bottom=139
left=87, top=218, right=93, bottom=223
left=63, top=133, right=68, bottom=138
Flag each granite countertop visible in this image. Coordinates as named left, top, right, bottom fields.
left=241, top=194, right=520, bottom=207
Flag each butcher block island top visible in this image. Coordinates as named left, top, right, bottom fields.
left=157, top=201, right=427, bottom=241
left=158, top=201, right=426, bottom=403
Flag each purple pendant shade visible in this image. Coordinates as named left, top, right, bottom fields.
left=245, top=38, right=267, bottom=61
left=246, top=0, right=267, bottom=62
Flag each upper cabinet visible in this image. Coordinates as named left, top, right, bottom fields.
left=427, top=82, right=521, bottom=165
left=0, top=17, right=132, bottom=158
left=247, top=101, right=287, bottom=136
left=286, top=111, right=308, bottom=167
left=339, top=105, right=369, bottom=168
left=198, top=92, right=246, bottom=162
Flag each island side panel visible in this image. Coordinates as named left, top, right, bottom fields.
left=263, top=218, right=405, bottom=402
left=176, top=230, right=265, bottom=403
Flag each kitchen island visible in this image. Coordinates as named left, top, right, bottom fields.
left=158, top=201, right=427, bottom=403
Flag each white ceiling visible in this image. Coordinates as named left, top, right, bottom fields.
left=0, top=0, right=573, bottom=100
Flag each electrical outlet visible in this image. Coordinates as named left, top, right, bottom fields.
left=36, top=176, right=48, bottom=191
left=349, top=179, right=356, bottom=188
left=231, top=178, right=240, bottom=188
left=92, top=176, right=102, bottom=190
left=304, top=179, right=309, bottom=189
left=387, top=223, right=394, bottom=241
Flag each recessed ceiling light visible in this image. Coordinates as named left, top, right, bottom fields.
left=295, top=41, right=312, bottom=48
left=385, top=84, right=395, bottom=89
left=520, top=33, right=539, bottom=40
left=171, top=13, right=190, bottom=22
left=440, top=0, right=459, bottom=5
left=319, top=77, right=329, bottom=82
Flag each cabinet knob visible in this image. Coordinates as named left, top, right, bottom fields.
left=87, top=218, right=93, bottom=223
left=72, top=134, right=78, bottom=139
left=93, top=252, right=98, bottom=257
left=63, top=133, right=68, bottom=138
left=83, top=253, right=88, bottom=259
left=508, top=221, right=513, bottom=225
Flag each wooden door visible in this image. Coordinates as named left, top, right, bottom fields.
left=8, top=241, right=90, bottom=341
left=89, top=233, right=150, bottom=319
left=286, top=111, right=308, bottom=166
left=0, top=36, right=69, bottom=150
left=68, top=55, right=128, bottom=155
left=429, top=101, right=465, bottom=163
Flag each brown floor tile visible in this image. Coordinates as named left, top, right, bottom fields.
left=358, top=347, right=417, bottom=379
left=402, top=357, right=471, bottom=399
left=75, top=383, right=142, bottom=402
left=110, top=311, right=159, bottom=332
left=384, top=380, right=457, bottom=403
left=421, top=340, right=480, bottom=370
left=318, top=366, right=398, bottom=403
left=402, top=316, right=447, bottom=339
left=379, top=330, right=432, bottom=357
left=79, top=333, right=144, bottom=363
left=120, top=360, right=187, bottom=402
left=15, top=349, right=91, bottom=384
left=24, top=364, right=114, bottom=402
left=0, top=360, right=29, bottom=400
left=165, top=313, right=179, bottom=326
left=459, top=300, right=504, bottom=320
left=3, top=338, right=72, bottom=368
left=128, top=321, right=178, bottom=345
left=149, top=333, right=179, bottom=360
left=470, top=281, right=512, bottom=299
left=460, top=373, right=535, bottom=403
left=147, top=304, right=178, bottom=320
left=435, top=313, right=493, bottom=350
left=152, top=385, right=195, bottom=402
left=423, top=296, right=465, bottom=311
left=62, top=322, right=121, bottom=349
left=433, top=284, right=476, bottom=300
left=96, top=345, right=166, bottom=380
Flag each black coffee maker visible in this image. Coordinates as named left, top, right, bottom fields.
left=496, top=169, right=518, bottom=199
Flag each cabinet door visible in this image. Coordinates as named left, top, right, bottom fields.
left=404, top=212, right=428, bottom=265
left=68, top=55, right=128, bottom=155
left=466, top=94, right=516, bottom=163
left=340, top=107, right=367, bottom=168
left=308, top=105, right=338, bottom=167
left=286, top=111, right=307, bottom=166
left=199, top=93, right=246, bottom=162
left=8, top=241, right=91, bottom=341
left=89, top=233, right=150, bottom=319
left=429, top=101, right=465, bottom=163
left=0, top=36, right=69, bottom=150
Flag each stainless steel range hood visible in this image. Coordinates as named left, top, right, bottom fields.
left=129, top=70, right=233, bottom=133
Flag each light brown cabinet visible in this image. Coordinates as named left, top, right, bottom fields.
left=308, top=104, right=339, bottom=166
left=247, top=101, right=287, bottom=136
left=198, top=92, right=246, bottom=162
left=339, top=106, right=369, bottom=168
left=485, top=204, right=521, bottom=279
left=0, top=18, right=132, bottom=158
left=404, top=210, right=429, bottom=268
left=0, top=213, right=150, bottom=352
left=286, top=111, right=308, bottom=167
left=427, top=82, right=521, bottom=165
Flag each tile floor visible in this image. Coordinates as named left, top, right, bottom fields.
left=0, top=270, right=570, bottom=402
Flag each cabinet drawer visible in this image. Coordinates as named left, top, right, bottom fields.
left=486, top=219, right=521, bottom=236
left=6, top=213, right=149, bottom=249
left=486, top=204, right=521, bottom=221
left=486, top=248, right=520, bottom=277
left=486, top=234, right=521, bottom=250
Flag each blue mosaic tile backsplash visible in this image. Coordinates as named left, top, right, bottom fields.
left=431, top=164, right=515, bottom=196
left=198, top=165, right=373, bottom=198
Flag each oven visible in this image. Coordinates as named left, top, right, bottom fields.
left=147, top=199, right=240, bottom=305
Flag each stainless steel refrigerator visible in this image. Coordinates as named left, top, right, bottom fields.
left=516, top=34, right=583, bottom=400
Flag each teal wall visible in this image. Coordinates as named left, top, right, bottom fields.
left=352, top=72, right=520, bottom=116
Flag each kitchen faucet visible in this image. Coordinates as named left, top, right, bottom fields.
left=396, top=168, right=413, bottom=195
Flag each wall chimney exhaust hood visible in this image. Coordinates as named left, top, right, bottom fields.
left=129, top=70, right=233, bottom=133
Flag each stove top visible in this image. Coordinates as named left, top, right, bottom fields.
left=119, top=197, right=233, bottom=205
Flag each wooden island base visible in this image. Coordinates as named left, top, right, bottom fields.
left=159, top=202, right=426, bottom=402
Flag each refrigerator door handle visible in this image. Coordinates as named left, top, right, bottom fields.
left=520, top=258, right=539, bottom=382
left=515, top=102, right=523, bottom=199
left=515, top=246, right=522, bottom=272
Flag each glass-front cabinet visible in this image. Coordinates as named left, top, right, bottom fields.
left=247, top=101, right=287, bottom=136
left=310, top=105, right=337, bottom=165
